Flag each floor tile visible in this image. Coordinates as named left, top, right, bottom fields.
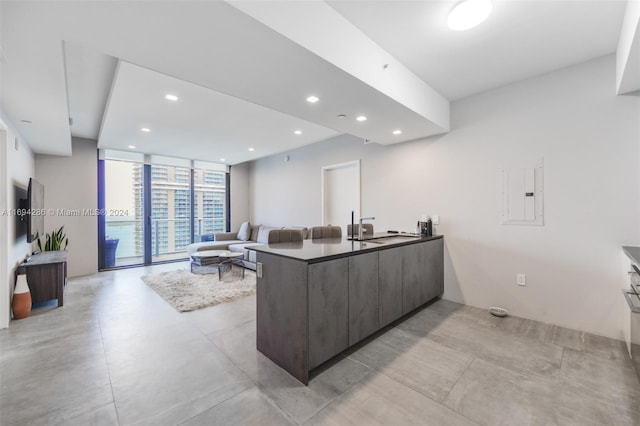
left=184, top=293, right=256, bottom=336
left=181, top=386, right=295, bottom=426
left=444, top=357, right=640, bottom=426
left=111, top=343, right=252, bottom=425
left=210, top=319, right=372, bottom=424
left=399, top=308, right=563, bottom=379
left=1, top=262, right=636, bottom=426
left=582, top=332, right=630, bottom=362
left=0, top=383, right=114, bottom=426
left=23, top=401, right=120, bottom=426
left=306, top=371, right=477, bottom=426
left=348, top=327, right=474, bottom=402
left=560, top=347, right=640, bottom=407
left=544, top=325, right=585, bottom=351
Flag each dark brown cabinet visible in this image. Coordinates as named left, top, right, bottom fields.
left=379, top=246, right=403, bottom=327
left=308, top=258, right=349, bottom=369
left=255, top=236, right=443, bottom=385
left=348, top=252, right=379, bottom=345
left=422, top=238, right=444, bottom=302
left=18, top=251, right=68, bottom=307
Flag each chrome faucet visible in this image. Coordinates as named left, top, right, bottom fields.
left=359, top=216, right=375, bottom=240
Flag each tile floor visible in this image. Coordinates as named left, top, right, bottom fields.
left=1, top=262, right=639, bottom=425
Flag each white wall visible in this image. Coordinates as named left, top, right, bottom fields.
left=36, top=138, right=98, bottom=277
left=249, top=54, right=640, bottom=339
left=230, top=162, right=250, bottom=230
left=0, top=120, right=35, bottom=328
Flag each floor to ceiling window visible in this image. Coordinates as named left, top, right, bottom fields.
left=194, top=167, right=227, bottom=241
left=150, top=164, right=192, bottom=263
left=98, top=151, right=229, bottom=270
left=103, top=159, right=144, bottom=267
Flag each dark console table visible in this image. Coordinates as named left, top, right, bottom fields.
left=17, top=251, right=68, bottom=307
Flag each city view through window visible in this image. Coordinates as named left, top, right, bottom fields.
left=104, top=160, right=226, bottom=267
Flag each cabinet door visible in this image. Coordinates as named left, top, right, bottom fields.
left=256, top=253, right=309, bottom=384
left=309, top=258, right=349, bottom=370
left=349, top=252, right=379, bottom=345
left=402, top=244, right=423, bottom=314
left=379, top=247, right=403, bottom=327
left=422, top=239, right=444, bottom=302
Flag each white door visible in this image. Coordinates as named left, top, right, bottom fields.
left=322, top=160, right=360, bottom=229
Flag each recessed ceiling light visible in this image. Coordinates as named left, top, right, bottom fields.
left=306, top=95, right=319, bottom=103
left=356, top=116, right=367, bottom=122
left=337, top=114, right=347, bottom=119
left=141, top=127, right=151, bottom=132
left=248, top=147, right=255, bottom=152
left=20, top=120, right=32, bottom=124
left=392, top=130, right=402, bottom=135
left=294, top=130, right=302, bottom=135
left=447, top=0, right=493, bottom=31
left=220, top=158, right=226, bottom=162
left=128, top=145, right=136, bottom=149
left=165, top=94, right=179, bottom=101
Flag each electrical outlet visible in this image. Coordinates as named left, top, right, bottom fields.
left=432, top=215, right=440, bottom=225
left=517, top=273, right=526, bottom=286
left=257, top=262, right=263, bottom=278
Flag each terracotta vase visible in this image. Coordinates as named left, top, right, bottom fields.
left=12, top=274, right=31, bottom=319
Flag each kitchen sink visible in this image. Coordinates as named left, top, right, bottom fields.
left=370, top=235, right=418, bottom=245
left=349, top=234, right=419, bottom=245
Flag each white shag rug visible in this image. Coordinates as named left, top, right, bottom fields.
left=141, top=268, right=256, bottom=312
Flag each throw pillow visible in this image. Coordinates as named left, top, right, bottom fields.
left=237, top=221, right=251, bottom=241
left=256, top=226, right=275, bottom=244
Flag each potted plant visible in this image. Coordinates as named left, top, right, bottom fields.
left=35, top=226, right=69, bottom=252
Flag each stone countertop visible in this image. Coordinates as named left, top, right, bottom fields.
left=623, top=246, right=640, bottom=269
left=22, top=250, right=68, bottom=266
left=252, top=233, right=443, bottom=264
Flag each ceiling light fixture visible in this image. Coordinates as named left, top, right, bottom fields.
left=165, top=94, right=179, bottom=101
left=248, top=147, right=255, bottom=152
left=20, top=120, right=32, bottom=124
left=128, top=145, right=136, bottom=149
left=337, top=114, right=347, bottom=119
left=220, top=158, right=226, bottom=162
left=141, top=127, right=151, bottom=132
left=306, top=95, right=319, bottom=103
left=356, top=115, right=367, bottom=122
left=294, top=130, right=302, bottom=135
left=447, top=0, right=492, bottom=31
left=392, top=130, right=402, bottom=135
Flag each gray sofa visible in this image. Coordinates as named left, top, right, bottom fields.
left=187, top=223, right=307, bottom=270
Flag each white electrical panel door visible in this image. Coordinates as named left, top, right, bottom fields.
left=500, top=159, right=544, bottom=226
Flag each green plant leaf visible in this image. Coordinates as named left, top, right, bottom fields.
left=41, top=226, right=69, bottom=251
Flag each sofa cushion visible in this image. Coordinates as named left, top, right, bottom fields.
left=237, top=221, right=251, bottom=241
left=249, top=224, right=262, bottom=242
left=214, top=232, right=239, bottom=241
left=247, top=249, right=258, bottom=264
left=187, top=240, right=243, bottom=255
left=229, top=242, right=263, bottom=261
left=256, top=225, right=279, bottom=244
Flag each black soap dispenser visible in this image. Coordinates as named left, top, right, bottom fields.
left=426, top=217, right=433, bottom=237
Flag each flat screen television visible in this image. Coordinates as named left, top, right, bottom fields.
left=26, top=178, right=45, bottom=243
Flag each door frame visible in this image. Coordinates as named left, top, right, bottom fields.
left=321, top=160, right=361, bottom=226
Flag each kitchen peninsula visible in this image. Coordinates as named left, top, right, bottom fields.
left=253, top=234, right=443, bottom=384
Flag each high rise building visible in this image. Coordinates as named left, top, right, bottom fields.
left=131, top=164, right=226, bottom=258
